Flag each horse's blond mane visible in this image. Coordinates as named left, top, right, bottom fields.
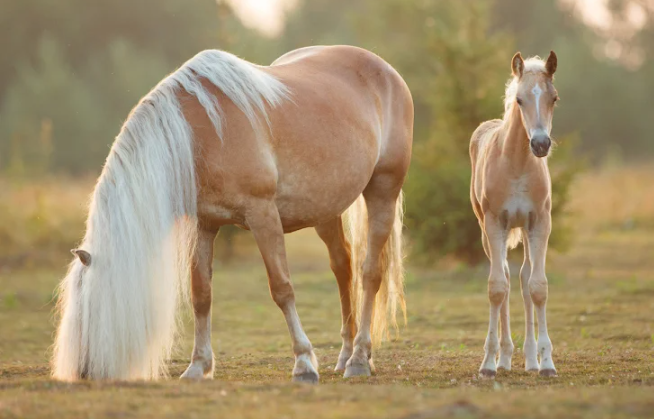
left=503, top=56, right=547, bottom=120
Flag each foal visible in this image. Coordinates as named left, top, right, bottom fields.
left=469, top=51, right=559, bottom=377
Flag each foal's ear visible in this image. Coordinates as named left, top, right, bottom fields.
left=511, top=52, right=524, bottom=78
left=71, top=249, right=92, bottom=266
left=546, top=50, right=558, bottom=76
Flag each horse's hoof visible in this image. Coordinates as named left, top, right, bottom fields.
left=526, top=367, right=539, bottom=373
left=344, top=363, right=371, bottom=378
left=334, top=359, right=348, bottom=372
left=497, top=365, right=511, bottom=372
left=293, top=371, right=319, bottom=384
left=180, top=366, right=204, bottom=380
left=479, top=369, right=496, bottom=379
left=539, top=368, right=557, bottom=377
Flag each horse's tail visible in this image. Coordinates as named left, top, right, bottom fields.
left=507, top=228, right=523, bottom=250
left=345, top=191, right=407, bottom=347
left=52, top=50, right=288, bottom=381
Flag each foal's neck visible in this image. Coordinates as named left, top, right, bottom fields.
left=502, top=104, right=534, bottom=170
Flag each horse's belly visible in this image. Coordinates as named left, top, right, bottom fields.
left=275, top=166, right=373, bottom=232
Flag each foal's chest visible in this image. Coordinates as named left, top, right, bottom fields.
left=502, top=175, right=534, bottom=228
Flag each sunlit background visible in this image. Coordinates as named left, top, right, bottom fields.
left=1, top=0, right=654, bottom=416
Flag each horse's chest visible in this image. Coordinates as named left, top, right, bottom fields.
left=502, top=176, right=533, bottom=228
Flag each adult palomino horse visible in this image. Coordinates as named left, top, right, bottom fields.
left=52, top=45, right=413, bottom=383
left=470, top=51, right=559, bottom=378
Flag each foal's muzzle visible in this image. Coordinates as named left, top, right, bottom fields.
left=530, top=134, right=551, bottom=158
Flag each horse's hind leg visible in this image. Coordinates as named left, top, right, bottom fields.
left=315, top=217, right=356, bottom=372
left=344, top=174, right=402, bottom=378
left=248, top=199, right=319, bottom=383
left=181, top=228, right=218, bottom=379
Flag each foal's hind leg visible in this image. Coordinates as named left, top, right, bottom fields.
left=315, top=217, right=356, bottom=372
left=344, top=176, right=401, bottom=378
left=181, top=228, right=218, bottom=379
left=248, top=199, right=319, bottom=383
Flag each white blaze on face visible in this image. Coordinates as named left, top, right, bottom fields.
left=529, top=82, right=547, bottom=138
left=532, top=83, right=543, bottom=120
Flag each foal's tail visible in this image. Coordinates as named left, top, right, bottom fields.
left=345, top=191, right=407, bottom=346
left=507, top=228, right=523, bottom=250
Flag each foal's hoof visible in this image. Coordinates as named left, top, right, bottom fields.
left=539, top=368, right=557, bottom=377
left=344, top=363, right=371, bottom=378
left=293, top=371, right=319, bottom=384
left=478, top=369, right=496, bottom=379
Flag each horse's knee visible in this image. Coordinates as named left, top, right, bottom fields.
left=529, top=276, right=548, bottom=305
left=488, top=275, right=509, bottom=305
left=270, top=280, right=295, bottom=309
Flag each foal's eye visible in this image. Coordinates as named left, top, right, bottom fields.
left=516, top=97, right=523, bottom=106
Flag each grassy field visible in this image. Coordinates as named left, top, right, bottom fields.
left=1, top=166, right=654, bottom=418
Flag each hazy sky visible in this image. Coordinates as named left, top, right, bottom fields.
left=226, top=0, right=296, bottom=36
left=227, top=0, right=645, bottom=36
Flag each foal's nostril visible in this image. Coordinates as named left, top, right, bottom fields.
left=530, top=135, right=551, bottom=157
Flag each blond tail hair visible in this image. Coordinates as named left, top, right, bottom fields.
left=345, top=190, right=407, bottom=346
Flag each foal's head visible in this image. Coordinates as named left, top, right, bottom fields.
left=506, top=51, right=559, bottom=158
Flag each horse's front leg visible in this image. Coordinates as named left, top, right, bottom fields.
left=181, top=228, right=218, bottom=379
left=479, top=214, right=509, bottom=378
left=248, top=199, right=319, bottom=383
left=525, top=214, right=557, bottom=377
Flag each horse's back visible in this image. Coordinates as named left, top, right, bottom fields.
left=271, top=45, right=413, bottom=175
left=190, top=46, right=413, bottom=231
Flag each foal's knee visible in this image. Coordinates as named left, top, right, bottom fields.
left=529, top=276, right=548, bottom=305
left=488, top=274, right=509, bottom=305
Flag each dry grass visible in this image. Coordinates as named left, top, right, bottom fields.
left=1, top=165, right=653, bottom=418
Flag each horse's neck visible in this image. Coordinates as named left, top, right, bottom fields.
left=501, top=104, right=533, bottom=170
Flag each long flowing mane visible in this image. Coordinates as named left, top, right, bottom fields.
left=53, top=50, right=289, bottom=380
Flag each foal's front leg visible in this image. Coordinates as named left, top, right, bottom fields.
left=479, top=215, right=509, bottom=378
left=248, top=200, right=319, bottom=383
left=520, top=235, right=539, bottom=371
left=181, top=228, right=218, bottom=379
left=525, top=216, right=557, bottom=377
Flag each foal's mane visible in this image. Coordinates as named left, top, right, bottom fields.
left=503, top=56, right=547, bottom=121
